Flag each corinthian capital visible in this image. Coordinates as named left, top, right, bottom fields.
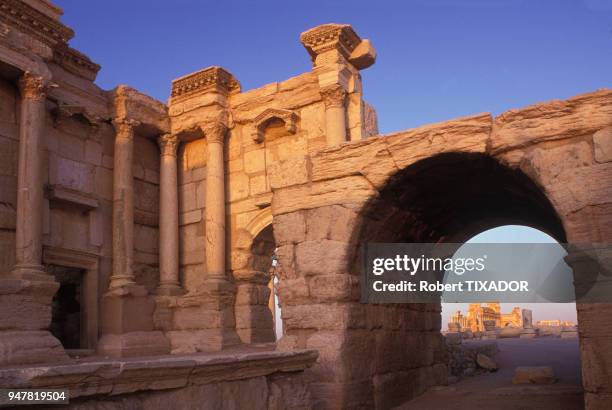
left=202, top=122, right=228, bottom=144
left=320, top=85, right=347, bottom=109
left=18, top=72, right=48, bottom=101
left=158, top=134, right=179, bottom=157
left=112, top=118, right=141, bottom=140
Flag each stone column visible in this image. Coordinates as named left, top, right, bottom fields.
left=0, top=72, right=67, bottom=365
left=108, top=118, right=139, bottom=290
left=321, top=85, right=348, bottom=146
left=157, top=134, right=182, bottom=295
left=204, top=122, right=228, bottom=283
left=12, top=72, right=49, bottom=280
left=98, top=118, right=170, bottom=357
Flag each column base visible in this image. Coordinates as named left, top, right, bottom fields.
left=0, top=330, right=68, bottom=365
left=0, top=275, right=68, bottom=365
left=99, top=283, right=170, bottom=357
left=0, top=275, right=58, bottom=330
left=10, top=264, right=53, bottom=282
left=97, top=331, right=170, bottom=357
left=166, top=283, right=241, bottom=353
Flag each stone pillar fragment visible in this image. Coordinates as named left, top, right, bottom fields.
left=98, top=118, right=170, bottom=357
left=108, top=118, right=139, bottom=290
left=204, top=122, right=228, bottom=283
left=13, top=72, right=49, bottom=280
left=157, top=134, right=182, bottom=295
left=321, top=85, right=348, bottom=146
left=300, top=23, right=377, bottom=146
left=0, top=72, right=67, bottom=365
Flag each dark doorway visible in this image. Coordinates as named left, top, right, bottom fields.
left=48, top=265, right=85, bottom=349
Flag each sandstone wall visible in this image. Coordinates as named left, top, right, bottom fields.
left=269, top=89, right=612, bottom=408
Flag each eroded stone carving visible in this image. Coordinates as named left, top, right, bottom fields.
left=300, top=23, right=361, bottom=63
left=320, top=85, right=347, bottom=109
left=18, top=71, right=47, bottom=100
left=0, top=0, right=74, bottom=47
left=171, top=66, right=240, bottom=100
left=252, top=108, right=299, bottom=143
left=158, top=133, right=179, bottom=157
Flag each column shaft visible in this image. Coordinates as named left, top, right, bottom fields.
left=157, top=134, right=182, bottom=294
left=109, top=119, right=138, bottom=290
left=13, top=73, right=47, bottom=279
left=321, top=85, right=347, bottom=146
left=205, top=124, right=227, bottom=280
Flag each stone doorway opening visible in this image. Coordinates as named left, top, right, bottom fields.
left=235, top=224, right=282, bottom=343
left=48, top=265, right=85, bottom=350
left=345, top=152, right=571, bottom=408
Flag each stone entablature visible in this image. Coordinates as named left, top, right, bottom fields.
left=170, top=66, right=241, bottom=102
left=0, top=0, right=73, bottom=47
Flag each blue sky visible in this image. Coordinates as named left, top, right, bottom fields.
left=440, top=225, right=578, bottom=328
left=54, top=0, right=612, bottom=133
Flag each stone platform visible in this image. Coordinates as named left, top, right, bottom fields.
left=0, top=347, right=318, bottom=408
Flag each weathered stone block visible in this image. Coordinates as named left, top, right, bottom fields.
left=244, top=149, right=265, bottom=174
left=273, top=211, right=306, bottom=245
left=295, top=240, right=349, bottom=276
left=228, top=172, right=249, bottom=202
left=268, top=155, right=309, bottom=189
left=309, top=274, right=357, bottom=302
left=594, top=126, right=612, bottom=163
left=249, top=174, right=268, bottom=195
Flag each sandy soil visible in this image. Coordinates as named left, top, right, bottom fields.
left=396, top=337, right=584, bottom=410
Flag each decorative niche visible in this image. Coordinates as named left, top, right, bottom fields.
left=251, top=108, right=299, bottom=143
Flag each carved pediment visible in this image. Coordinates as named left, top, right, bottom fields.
left=252, top=108, right=299, bottom=143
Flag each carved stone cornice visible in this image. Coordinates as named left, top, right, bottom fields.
left=300, top=24, right=361, bottom=63
left=0, top=0, right=73, bottom=47
left=202, top=122, right=227, bottom=145
left=18, top=72, right=47, bottom=101
left=171, top=67, right=240, bottom=100
left=158, top=134, right=179, bottom=157
left=53, top=46, right=101, bottom=81
left=252, top=108, right=299, bottom=143
left=112, top=118, right=140, bottom=140
left=320, top=85, right=347, bottom=109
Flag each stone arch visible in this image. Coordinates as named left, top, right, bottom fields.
left=233, top=207, right=276, bottom=343
left=349, top=152, right=568, bottom=408
left=273, top=151, right=573, bottom=409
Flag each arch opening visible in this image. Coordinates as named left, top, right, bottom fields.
left=234, top=224, right=283, bottom=344
left=345, top=152, right=572, bottom=408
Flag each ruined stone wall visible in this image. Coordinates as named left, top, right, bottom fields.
left=269, top=90, right=612, bottom=408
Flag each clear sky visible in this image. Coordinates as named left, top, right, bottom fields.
left=54, top=0, right=612, bottom=133
left=440, top=225, right=578, bottom=329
